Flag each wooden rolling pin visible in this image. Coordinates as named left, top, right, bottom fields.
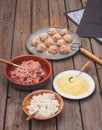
left=80, top=48, right=102, bottom=65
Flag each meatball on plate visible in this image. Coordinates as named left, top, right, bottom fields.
left=26, top=27, right=81, bottom=60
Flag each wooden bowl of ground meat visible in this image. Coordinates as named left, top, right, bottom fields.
left=4, top=54, right=52, bottom=91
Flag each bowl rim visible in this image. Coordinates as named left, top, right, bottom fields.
left=4, top=54, right=52, bottom=87
left=22, top=89, right=64, bottom=120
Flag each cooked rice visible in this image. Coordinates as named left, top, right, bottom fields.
left=26, top=93, right=59, bottom=118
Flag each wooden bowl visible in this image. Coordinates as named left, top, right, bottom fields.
left=22, top=89, right=64, bottom=120
left=4, top=54, right=52, bottom=91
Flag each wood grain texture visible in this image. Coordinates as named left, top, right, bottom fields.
left=82, top=0, right=88, bottom=7
left=0, top=0, right=102, bottom=130
left=90, top=39, right=102, bottom=90
left=32, top=0, right=49, bottom=31
left=31, top=0, right=56, bottom=129
left=49, top=0, right=83, bottom=130
left=66, top=0, right=102, bottom=130
left=80, top=39, right=102, bottom=130
left=4, top=0, right=30, bottom=130
left=11, top=0, right=30, bottom=56
left=0, top=0, right=16, bottom=130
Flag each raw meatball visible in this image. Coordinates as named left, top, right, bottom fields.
left=60, top=28, right=68, bottom=36
left=48, top=28, right=57, bottom=36
left=57, top=39, right=66, bottom=46
left=52, top=33, right=62, bottom=42
left=63, top=34, right=73, bottom=43
left=44, top=38, right=54, bottom=47
left=36, top=43, right=46, bottom=52
left=59, top=45, right=70, bottom=54
left=39, top=33, right=48, bottom=42
left=31, top=37, right=41, bottom=46
left=48, top=45, right=58, bottom=54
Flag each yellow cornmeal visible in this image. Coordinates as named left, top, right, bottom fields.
left=56, top=74, right=89, bottom=96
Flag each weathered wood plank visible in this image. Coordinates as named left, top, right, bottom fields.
left=0, top=0, right=16, bottom=130
left=0, top=0, right=102, bottom=130
left=10, top=1, right=30, bottom=56
left=49, top=0, right=83, bottom=130
left=82, top=0, right=88, bottom=7
left=31, top=0, right=49, bottom=31
left=49, top=0, right=67, bottom=27
left=80, top=39, right=102, bottom=130
left=65, top=0, right=82, bottom=11
left=31, top=0, right=56, bottom=130
left=66, top=0, right=102, bottom=130
left=90, top=39, right=102, bottom=90
left=4, top=0, right=30, bottom=130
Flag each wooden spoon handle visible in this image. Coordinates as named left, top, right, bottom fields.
left=0, top=58, right=13, bottom=65
left=80, top=48, right=102, bottom=65
left=26, top=114, right=35, bottom=121
left=26, top=110, right=38, bottom=121
left=81, top=61, right=90, bottom=71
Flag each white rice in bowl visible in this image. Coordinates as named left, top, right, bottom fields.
left=26, top=93, right=59, bottom=118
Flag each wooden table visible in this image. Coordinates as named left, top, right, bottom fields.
left=0, top=0, right=102, bottom=130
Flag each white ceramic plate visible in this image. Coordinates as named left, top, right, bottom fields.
left=53, top=70, right=95, bottom=100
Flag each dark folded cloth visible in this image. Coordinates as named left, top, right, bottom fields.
left=77, top=0, right=102, bottom=38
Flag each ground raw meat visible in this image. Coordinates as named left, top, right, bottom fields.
left=10, top=60, right=45, bottom=85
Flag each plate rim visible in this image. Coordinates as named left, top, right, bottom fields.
left=53, top=70, right=95, bottom=100
left=25, top=27, right=82, bottom=60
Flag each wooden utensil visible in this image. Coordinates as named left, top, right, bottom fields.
left=69, top=61, right=90, bottom=81
left=71, top=43, right=102, bottom=65
left=26, top=111, right=38, bottom=121
left=0, top=58, right=26, bottom=69
left=80, top=48, right=102, bottom=65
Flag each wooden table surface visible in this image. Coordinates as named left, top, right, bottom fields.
left=0, top=0, right=102, bottom=130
